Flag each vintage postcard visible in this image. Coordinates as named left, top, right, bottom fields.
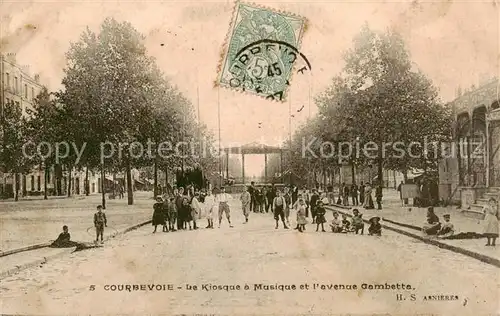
left=0, top=0, right=499, bottom=315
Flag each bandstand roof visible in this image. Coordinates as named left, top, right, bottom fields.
left=221, top=142, right=284, bottom=154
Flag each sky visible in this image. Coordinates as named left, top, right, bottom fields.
left=1, top=0, right=499, bottom=177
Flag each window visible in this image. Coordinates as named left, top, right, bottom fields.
left=37, top=175, right=41, bottom=191
left=47, top=171, right=51, bottom=183
left=24, top=84, right=28, bottom=98
left=31, top=87, right=35, bottom=100
left=14, top=77, right=18, bottom=94
left=5, top=73, right=9, bottom=89
left=31, top=175, right=35, bottom=191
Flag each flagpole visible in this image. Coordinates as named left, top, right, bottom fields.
left=288, top=90, right=292, bottom=185
left=218, top=86, right=222, bottom=188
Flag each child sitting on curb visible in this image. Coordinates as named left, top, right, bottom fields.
left=330, top=212, right=342, bottom=233
left=368, top=216, right=382, bottom=236
left=341, top=214, right=351, bottom=233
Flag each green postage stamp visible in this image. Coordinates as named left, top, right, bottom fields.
left=217, top=2, right=308, bottom=101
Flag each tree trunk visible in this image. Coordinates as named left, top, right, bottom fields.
left=85, top=167, right=89, bottom=196
left=323, top=166, right=327, bottom=189
left=112, top=173, right=116, bottom=198
left=44, top=164, right=48, bottom=200
left=403, top=169, right=408, bottom=183
left=101, top=165, right=106, bottom=209
left=67, top=165, right=72, bottom=197
left=165, top=168, right=168, bottom=187
left=154, top=153, right=158, bottom=198
left=351, top=162, right=356, bottom=184
left=14, top=173, right=19, bottom=202
left=377, top=160, right=383, bottom=186
left=126, top=159, right=134, bottom=205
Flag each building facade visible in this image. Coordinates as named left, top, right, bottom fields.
left=439, top=77, right=500, bottom=213
left=0, top=53, right=103, bottom=198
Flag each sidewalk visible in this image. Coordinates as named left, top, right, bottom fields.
left=0, top=191, right=155, bottom=252
left=328, top=189, right=500, bottom=264
left=0, top=219, right=151, bottom=279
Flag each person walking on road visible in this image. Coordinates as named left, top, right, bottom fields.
left=273, top=190, right=289, bottom=229
left=240, top=186, right=251, bottom=223
left=249, top=181, right=257, bottom=213
left=375, top=183, right=383, bottom=210
left=483, top=198, right=499, bottom=246
left=217, top=187, right=233, bottom=228
left=94, top=205, right=107, bottom=244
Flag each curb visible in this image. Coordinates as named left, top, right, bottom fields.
left=0, top=242, right=51, bottom=258
left=326, top=205, right=500, bottom=269
left=0, top=220, right=152, bottom=280
left=381, top=218, right=421, bottom=231
left=0, top=247, right=75, bottom=279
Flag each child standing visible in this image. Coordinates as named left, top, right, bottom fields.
left=152, top=196, right=165, bottom=233
left=204, top=189, right=216, bottom=229
left=182, top=197, right=193, bottom=230
left=296, top=198, right=307, bottom=232
left=191, top=193, right=201, bottom=230
left=351, top=209, right=364, bottom=234
left=315, top=201, right=327, bottom=232
left=94, top=205, right=107, bottom=244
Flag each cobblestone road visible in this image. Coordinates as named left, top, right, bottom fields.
left=1, top=199, right=499, bottom=315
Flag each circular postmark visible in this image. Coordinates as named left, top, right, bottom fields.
left=226, top=39, right=311, bottom=101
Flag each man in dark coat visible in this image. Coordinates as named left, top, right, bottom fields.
left=152, top=196, right=165, bottom=233
left=309, top=189, right=320, bottom=224
left=359, top=181, right=365, bottom=205
left=375, top=183, right=383, bottom=210
left=266, top=184, right=276, bottom=213
left=248, top=181, right=257, bottom=213
left=175, top=187, right=185, bottom=230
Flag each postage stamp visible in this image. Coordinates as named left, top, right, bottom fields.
left=217, top=2, right=308, bottom=101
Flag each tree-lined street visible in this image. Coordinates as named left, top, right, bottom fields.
left=1, top=198, right=498, bottom=315
left=0, top=192, right=153, bottom=252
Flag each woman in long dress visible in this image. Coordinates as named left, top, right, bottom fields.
left=364, top=183, right=374, bottom=209
left=204, top=190, right=216, bottom=229
left=483, top=198, right=499, bottom=246
left=296, top=198, right=308, bottom=232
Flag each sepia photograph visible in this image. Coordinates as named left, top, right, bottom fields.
left=0, top=0, right=499, bottom=315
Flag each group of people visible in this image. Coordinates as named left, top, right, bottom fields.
left=337, top=182, right=383, bottom=210
left=239, top=185, right=383, bottom=236
left=152, top=186, right=235, bottom=233
left=421, top=198, right=499, bottom=246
